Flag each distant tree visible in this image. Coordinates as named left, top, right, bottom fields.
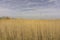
left=0, top=16, right=11, bottom=19
left=5, top=17, right=10, bottom=19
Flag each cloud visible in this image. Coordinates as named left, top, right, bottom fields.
left=0, top=0, right=60, bottom=19
left=0, top=7, right=60, bottom=19
left=0, top=7, right=16, bottom=17
left=0, top=0, right=58, bottom=10
left=16, top=8, right=60, bottom=19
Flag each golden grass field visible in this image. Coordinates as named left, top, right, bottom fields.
left=0, top=18, right=60, bottom=40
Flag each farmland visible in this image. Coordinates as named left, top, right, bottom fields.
left=0, top=18, right=60, bottom=40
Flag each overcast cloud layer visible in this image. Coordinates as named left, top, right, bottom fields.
left=0, top=0, right=60, bottom=19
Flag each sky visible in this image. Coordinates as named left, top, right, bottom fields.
left=0, top=0, right=60, bottom=19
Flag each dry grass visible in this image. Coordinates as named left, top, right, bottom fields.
left=0, top=19, right=60, bottom=40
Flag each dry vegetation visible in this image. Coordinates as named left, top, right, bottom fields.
left=0, top=18, right=60, bottom=40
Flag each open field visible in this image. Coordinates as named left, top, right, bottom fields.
left=0, top=18, right=60, bottom=40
